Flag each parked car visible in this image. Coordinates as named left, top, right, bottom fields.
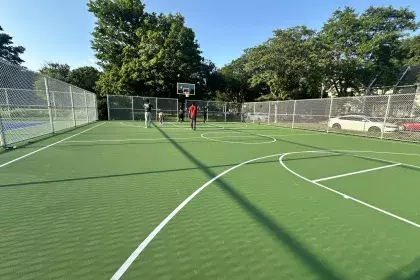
left=245, top=112, right=269, bottom=122
left=329, top=115, right=399, bottom=133
left=400, top=117, right=420, bottom=132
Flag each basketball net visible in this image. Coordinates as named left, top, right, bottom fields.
left=184, top=88, right=190, bottom=98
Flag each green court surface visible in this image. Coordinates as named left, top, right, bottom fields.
left=1, top=121, right=420, bottom=280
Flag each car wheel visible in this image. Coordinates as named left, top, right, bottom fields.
left=332, top=123, right=341, bottom=129
left=368, top=126, right=381, bottom=133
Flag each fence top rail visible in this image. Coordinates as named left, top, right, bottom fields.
left=250, top=93, right=420, bottom=104
left=107, top=95, right=177, bottom=101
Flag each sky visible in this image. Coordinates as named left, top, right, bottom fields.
left=0, top=0, right=419, bottom=71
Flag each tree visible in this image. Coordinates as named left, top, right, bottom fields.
left=218, top=56, right=260, bottom=102
left=320, top=6, right=418, bottom=96
left=401, top=35, right=420, bottom=66
left=39, top=62, right=71, bottom=82
left=68, top=66, right=101, bottom=93
left=0, top=25, right=25, bottom=64
left=88, top=0, right=205, bottom=98
left=244, top=26, right=325, bottom=100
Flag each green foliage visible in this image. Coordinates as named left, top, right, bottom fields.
left=401, top=35, right=420, bottom=66
left=218, top=56, right=261, bottom=102
left=67, top=66, right=101, bottom=93
left=88, top=0, right=207, bottom=98
left=39, top=62, right=71, bottom=82
left=320, top=6, right=418, bottom=96
left=219, top=6, right=419, bottom=100
left=0, top=25, right=25, bottom=65
left=245, top=26, right=324, bottom=100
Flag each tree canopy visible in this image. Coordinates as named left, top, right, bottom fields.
left=218, top=6, right=419, bottom=101
left=0, top=25, right=25, bottom=65
left=88, top=0, right=207, bottom=98
left=39, top=62, right=71, bottom=82
left=39, top=62, right=101, bottom=93
left=67, top=66, right=101, bottom=93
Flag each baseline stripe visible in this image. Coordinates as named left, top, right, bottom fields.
left=313, top=163, right=402, bottom=183
left=0, top=122, right=105, bottom=168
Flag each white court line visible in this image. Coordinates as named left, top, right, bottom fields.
left=264, top=133, right=322, bottom=137
left=110, top=153, right=282, bottom=280
left=279, top=151, right=420, bottom=229
left=0, top=122, right=105, bottom=168
left=201, top=132, right=277, bottom=145
left=110, top=149, right=420, bottom=279
left=66, top=137, right=202, bottom=143
left=120, top=121, right=188, bottom=130
left=257, top=122, right=420, bottom=148
left=312, top=163, right=402, bottom=183
left=66, top=133, right=319, bottom=144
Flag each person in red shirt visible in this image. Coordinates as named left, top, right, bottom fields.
left=189, top=103, right=197, bottom=130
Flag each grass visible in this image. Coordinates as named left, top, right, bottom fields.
left=1, top=121, right=420, bottom=279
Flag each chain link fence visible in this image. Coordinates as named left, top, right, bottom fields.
left=0, top=60, right=98, bottom=147
left=107, top=92, right=420, bottom=143
left=108, top=95, right=242, bottom=123
left=245, top=93, right=420, bottom=143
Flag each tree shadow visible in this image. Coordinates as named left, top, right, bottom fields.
left=383, top=257, right=420, bottom=280
left=153, top=123, right=345, bottom=280
left=222, top=125, right=420, bottom=173
left=0, top=153, right=341, bottom=189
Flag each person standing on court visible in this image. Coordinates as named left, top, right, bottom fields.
left=189, top=102, right=197, bottom=130
left=144, top=99, right=153, bottom=128
left=179, top=106, right=185, bottom=123
left=203, top=105, right=208, bottom=123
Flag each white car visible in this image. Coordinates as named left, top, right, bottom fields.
left=245, top=112, right=269, bottom=122
left=329, top=115, right=399, bottom=133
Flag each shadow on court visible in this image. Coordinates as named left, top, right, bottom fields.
left=221, top=125, right=420, bottom=173
left=153, top=123, right=345, bottom=280
left=0, top=153, right=342, bottom=188
left=384, top=258, right=420, bottom=280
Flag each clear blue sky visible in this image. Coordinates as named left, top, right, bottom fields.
left=1, top=0, right=419, bottom=71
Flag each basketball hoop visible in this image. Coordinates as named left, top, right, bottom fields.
left=177, top=82, right=195, bottom=98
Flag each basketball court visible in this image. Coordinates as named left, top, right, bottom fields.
left=1, top=119, right=420, bottom=279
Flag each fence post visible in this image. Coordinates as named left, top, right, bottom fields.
left=94, top=95, right=98, bottom=121
left=52, top=90, right=57, bottom=120
left=381, top=95, right=392, bottom=139
left=207, top=101, right=209, bottom=123
left=253, top=102, right=256, bottom=123
left=131, top=96, right=135, bottom=121
left=326, top=97, right=334, bottom=133
left=84, top=91, right=89, bottom=123
left=268, top=102, right=271, bottom=125
left=176, top=99, right=179, bottom=122
left=0, top=115, right=6, bottom=147
left=44, top=77, right=55, bottom=133
left=292, top=100, right=297, bottom=129
left=5, top=89, right=11, bottom=119
left=156, top=98, right=158, bottom=121
left=274, top=103, right=277, bottom=123
left=107, top=95, right=111, bottom=121
left=69, top=86, right=76, bottom=127
left=224, top=103, right=227, bottom=122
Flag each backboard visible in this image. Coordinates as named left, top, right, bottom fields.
left=177, top=83, right=195, bottom=97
